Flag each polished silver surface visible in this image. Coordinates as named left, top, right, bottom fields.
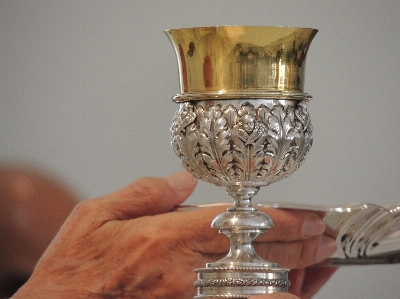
left=260, top=202, right=400, bottom=265
left=171, top=99, right=313, bottom=297
left=194, top=267, right=290, bottom=298
left=171, top=99, right=312, bottom=297
left=178, top=202, right=400, bottom=265
left=171, top=99, right=313, bottom=187
left=167, top=26, right=317, bottom=298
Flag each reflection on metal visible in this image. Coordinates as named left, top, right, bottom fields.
left=260, top=202, right=400, bottom=265
left=177, top=202, right=400, bottom=265
left=167, top=26, right=317, bottom=298
left=165, top=26, right=318, bottom=102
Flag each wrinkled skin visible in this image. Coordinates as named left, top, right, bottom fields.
left=10, top=170, right=337, bottom=299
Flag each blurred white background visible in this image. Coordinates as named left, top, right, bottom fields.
left=1, top=1, right=399, bottom=298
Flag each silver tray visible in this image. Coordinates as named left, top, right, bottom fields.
left=178, top=202, right=400, bottom=265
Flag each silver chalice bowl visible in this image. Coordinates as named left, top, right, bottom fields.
left=165, top=26, right=318, bottom=298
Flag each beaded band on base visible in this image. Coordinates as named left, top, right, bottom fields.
left=194, top=277, right=291, bottom=288
left=194, top=266, right=290, bottom=298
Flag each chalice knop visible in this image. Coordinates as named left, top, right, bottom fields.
left=165, top=26, right=318, bottom=298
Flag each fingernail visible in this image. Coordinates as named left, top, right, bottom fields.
left=302, top=216, right=325, bottom=236
left=317, top=235, right=338, bottom=261
left=164, top=170, right=197, bottom=197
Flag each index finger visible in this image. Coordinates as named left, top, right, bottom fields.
left=257, top=207, right=326, bottom=242
left=174, top=206, right=326, bottom=255
left=65, top=171, right=197, bottom=229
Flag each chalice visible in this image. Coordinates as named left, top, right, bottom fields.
left=165, top=26, right=318, bottom=298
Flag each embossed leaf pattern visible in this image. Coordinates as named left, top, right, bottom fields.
left=222, top=105, right=238, bottom=179
left=203, top=106, right=233, bottom=183
left=198, top=106, right=226, bottom=180
left=238, top=104, right=256, bottom=117
left=198, top=118, right=213, bottom=157
left=197, top=117, right=221, bottom=181
left=172, top=128, right=199, bottom=177
left=172, top=107, right=216, bottom=184
left=266, top=105, right=293, bottom=181
left=293, top=102, right=313, bottom=170
left=223, top=105, right=238, bottom=125
left=249, top=133, right=268, bottom=182
left=257, top=105, right=272, bottom=126
left=171, top=100, right=312, bottom=187
left=231, top=133, right=246, bottom=181
left=214, top=117, right=232, bottom=180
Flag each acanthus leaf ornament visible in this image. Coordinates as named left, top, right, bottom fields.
left=166, top=26, right=318, bottom=298
left=171, top=100, right=312, bottom=187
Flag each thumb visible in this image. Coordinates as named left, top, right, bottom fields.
left=77, top=170, right=197, bottom=221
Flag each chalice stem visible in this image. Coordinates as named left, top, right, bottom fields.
left=227, top=185, right=259, bottom=210
left=223, top=230, right=265, bottom=263
left=166, top=26, right=317, bottom=298
left=219, top=185, right=277, bottom=265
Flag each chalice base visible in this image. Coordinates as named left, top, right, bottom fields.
left=192, top=186, right=291, bottom=298
left=166, top=25, right=318, bottom=299
left=194, top=264, right=290, bottom=298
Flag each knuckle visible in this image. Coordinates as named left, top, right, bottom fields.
left=72, top=199, right=98, bottom=217
left=122, top=177, right=170, bottom=202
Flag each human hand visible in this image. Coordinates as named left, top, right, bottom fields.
left=253, top=207, right=338, bottom=299
left=13, top=170, right=336, bottom=299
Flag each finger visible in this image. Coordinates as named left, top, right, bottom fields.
left=172, top=206, right=230, bottom=255
left=71, top=170, right=197, bottom=223
left=255, top=235, right=337, bottom=269
left=257, top=208, right=326, bottom=241
left=176, top=206, right=327, bottom=256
